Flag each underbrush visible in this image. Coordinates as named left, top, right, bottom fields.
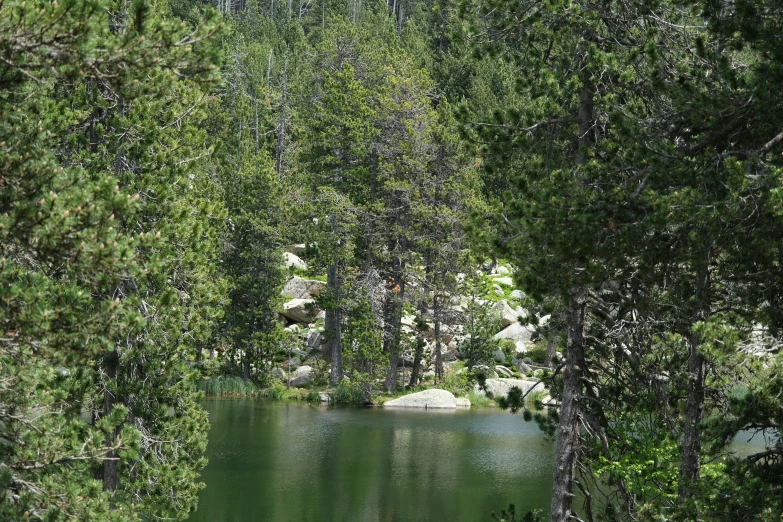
left=467, top=389, right=494, bottom=407
left=197, top=375, right=258, bottom=397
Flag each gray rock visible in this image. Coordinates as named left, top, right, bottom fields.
left=511, top=358, right=533, bottom=374
left=282, top=276, right=325, bottom=300
left=493, top=321, right=535, bottom=347
left=479, top=378, right=541, bottom=399
left=496, top=265, right=510, bottom=275
left=492, top=276, right=514, bottom=287
left=509, top=289, right=525, bottom=300
left=493, top=299, right=520, bottom=328
left=493, top=284, right=505, bottom=297
left=286, top=244, right=306, bottom=255
left=290, top=365, right=313, bottom=387
left=494, top=348, right=507, bottom=363
left=305, top=329, right=323, bottom=351
left=383, top=389, right=457, bottom=409
left=455, top=397, right=471, bottom=408
left=319, top=391, right=330, bottom=403
left=495, top=365, right=514, bottom=377
left=282, top=252, right=307, bottom=270
left=281, top=298, right=318, bottom=323
left=286, top=357, right=301, bottom=368
left=290, top=348, right=309, bottom=358
left=271, top=367, right=287, bottom=381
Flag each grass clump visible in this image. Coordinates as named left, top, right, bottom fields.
left=467, top=389, right=494, bottom=407
left=332, top=380, right=365, bottom=405
left=198, top=375, right=258, bottom=397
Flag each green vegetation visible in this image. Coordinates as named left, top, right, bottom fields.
left=198, top=375, right=259, bottom=397
left=4, top=0, right=783, bottom=520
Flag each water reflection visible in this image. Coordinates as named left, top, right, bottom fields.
left=190, top=400, right=555, bottom=522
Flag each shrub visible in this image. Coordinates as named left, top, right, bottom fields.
left=498, top=338, right=516, bottom=358
left=197, top=375, right=257, bottom=397
left=525, top=344, right=548, bottom=365
left=441, top=369, right=470, bottom=396
left=332, top=380, right=365, bottom=405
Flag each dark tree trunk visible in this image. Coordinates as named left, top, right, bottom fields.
left=326, top=263, right=344, bottom=385
left=433, top=293, right=443, bottom=383
left=677, top=264, right=710, bottom=511
left=102, top=350, right=119, bottom=493
left=550, top=285, right=587, bottom=522
left=408, top=340, right=424, bottom=387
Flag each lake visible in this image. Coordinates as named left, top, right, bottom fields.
left=189, top=399, right=555, bottom=522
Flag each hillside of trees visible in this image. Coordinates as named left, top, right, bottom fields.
left=2, top=0, right=782, bottom=520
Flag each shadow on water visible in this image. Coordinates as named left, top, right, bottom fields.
left=188, top=399, right=556, bottom=522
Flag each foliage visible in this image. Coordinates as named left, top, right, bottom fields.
left=197, top=375, right=258, bottom=397
left=332, top=380, right=366, bottom=405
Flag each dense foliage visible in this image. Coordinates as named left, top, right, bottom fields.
left=2, top=0, right=782, bottom=520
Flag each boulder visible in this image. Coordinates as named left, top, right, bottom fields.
left=493, top=299, right=520, bottom=328
left=478, top=378, right=540, bottom=399
left=290, top=365, right=313, bottom=387
left=282, top=276, right=325, bottom=300
left=494, top=348, right=507, bottom=363
left=282, top=252, right=307, bottom=270
left=286, top=244, right=306, bottom=255
left=286, top=357, right=301, bottom=368
left=305, top=329, right=324, bottom=351
left=509, top=289, right=526, bottom=300
left=496, top=265, right=510, bottom=275
left=319, top=391, right=330, bottom=403
left=495, top=365, right=514, bottom=377
left=493, top=322, right=535, bottom=348
left=492, top=276, right=514, bottom=287
left=492, top=284, right=505, bottom=297
left=455, top=397, right=471, bottom=408
left=383, top=389, right=457, bottom=409
left=282, top=299, right=318, bottom=323
left=271, top=367, right=287, bottom=381
left=511, top=358, right=533, bottom=374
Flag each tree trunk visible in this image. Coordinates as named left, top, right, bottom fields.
left=434, top=293, right=443, bottom=383
left=326, top=263, right=344, bottom=385
left=408, top=340, right=423, bottom=387
left=677, top=264, right=710, bottom=512
left=102, top=350, right=119, bottom=493
left=550, top=285, right=587, bottom=522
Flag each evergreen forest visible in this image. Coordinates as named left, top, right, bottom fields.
left=1, top=0, right=782, bottom=520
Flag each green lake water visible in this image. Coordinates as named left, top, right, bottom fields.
left=189, top=399, right=555, bottom=522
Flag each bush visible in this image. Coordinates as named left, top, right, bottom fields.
left=498, top=338, right=516, bottom=358
left=441, top=369, right=470, bottom=396
left=525, top=344, right=549, bottom=365
left=304, top=390, right=321, bottom=402
left=197, top=375, right=257, bottom=397
left=332, top=380, right=365, bottom=405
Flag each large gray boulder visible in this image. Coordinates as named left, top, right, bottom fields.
left=494, top=321, right=535, bottom=348
left=493, top=299, right=522, bottom=328
left=383, top=389, right=457, bottom=409
left=455, top=397, right=471, bottom=408
left=492, top=276, right=514, bottom=287
left=281, top=299, right=318, bottom=323
left=282, top=276, right=325, bottom=300
left=305, top=329, right=324, bottom=352
left=494, top=348, right=507, bottom=363
left=495, top=365, right=514, bottom=377
left=290, top=365, right=313, bottom=387
left=271, top=367, right=287, bottom=381
left=282, top=252, right=307, bottom=270
left=478, top=378, right=541, bottom=399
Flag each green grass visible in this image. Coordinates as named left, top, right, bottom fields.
left=197, top=375, right=258, bottom=397
left=467, top=389, right=494, bottom=407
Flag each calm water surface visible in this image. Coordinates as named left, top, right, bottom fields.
left=189, top=399, right=555, bottom=522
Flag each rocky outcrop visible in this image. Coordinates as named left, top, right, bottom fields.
left=493, top=321, right=534, bottom=351
left=383, top=389, right=457, bottom=409
left=282, top=276, right=325, bottom=300
left=495, top=365, right=514, bottom=377
left=290, top=365, right=313, bottom=387
left=282, top=252, right=307, bottom=270
left=455, top=397, right=471, bottom=408
left=282, top=299, right=318, bottom=323
left=478, top=378, right=541, bottom=399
